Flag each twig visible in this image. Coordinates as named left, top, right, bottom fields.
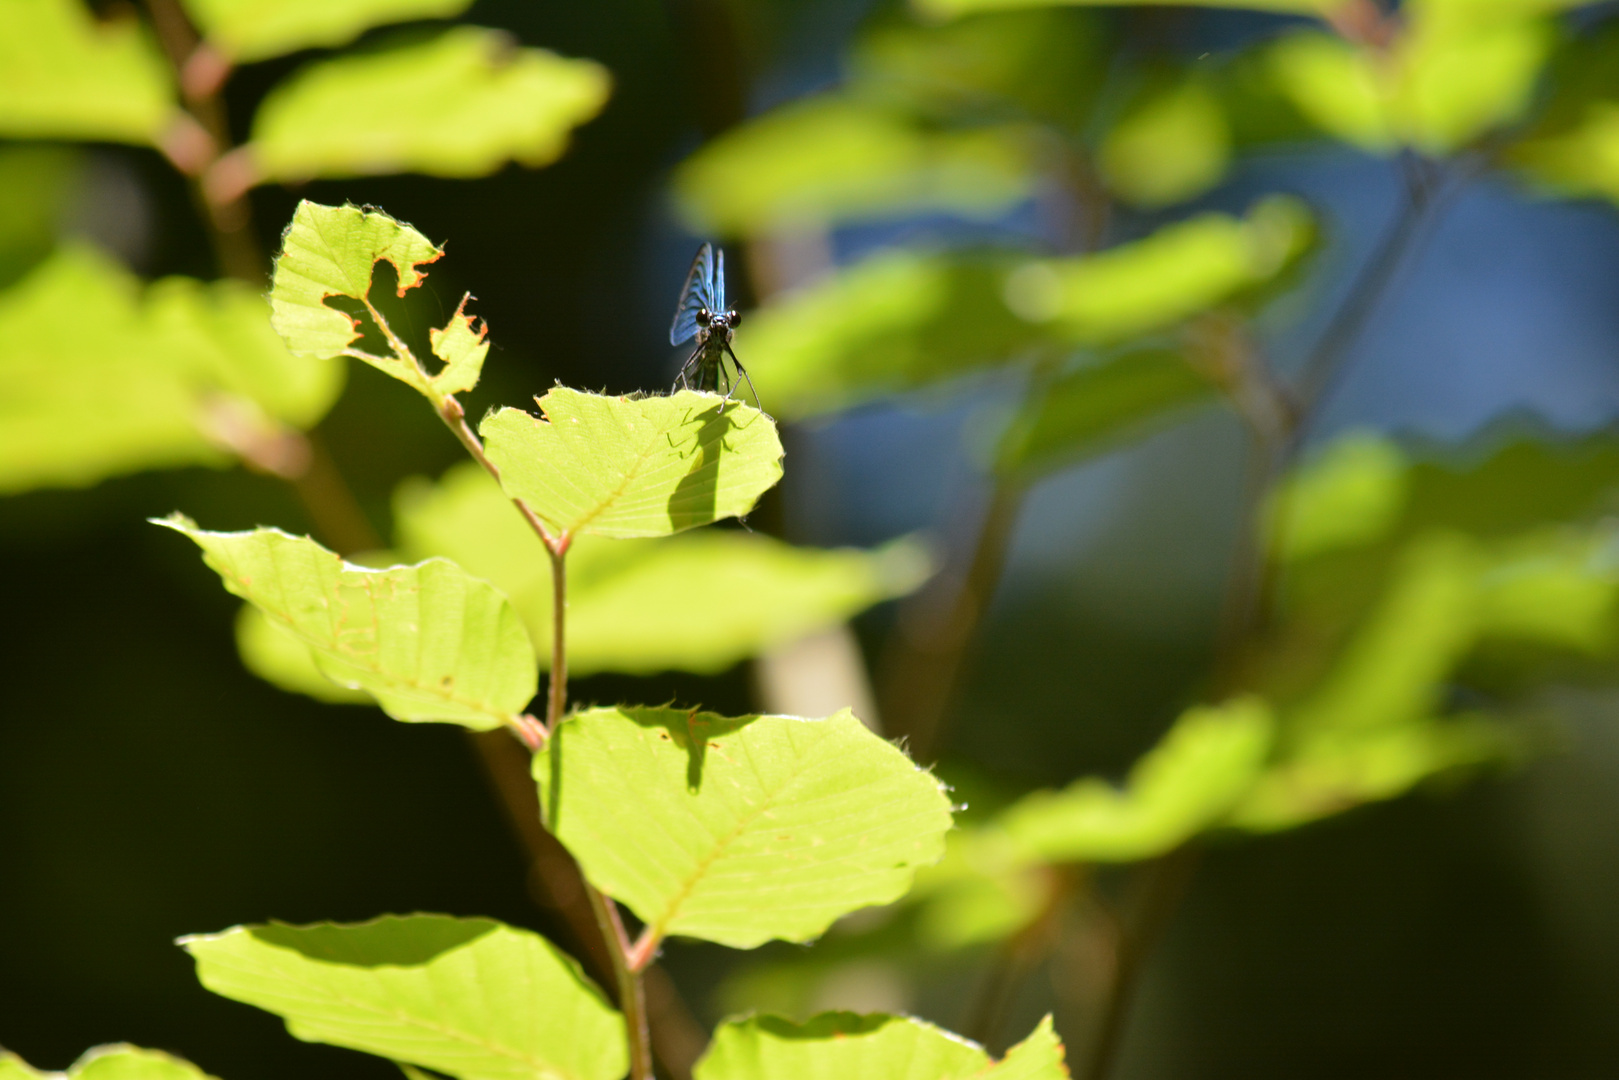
left=1080, top=847, right=1201, bottom=1080
left=1294, top=152, right=1448, bottom=415
left=141, top=0, right=262, bottom=282
left=586, top=886, right=654, bottom=1080
left=878, top=479, right=1025, bottom=761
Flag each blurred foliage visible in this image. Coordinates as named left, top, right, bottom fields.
left=11, top=0, right=1619, bottom=1074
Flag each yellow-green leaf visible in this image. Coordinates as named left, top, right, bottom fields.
left=674, top=96, right=1037, bottom=236
left=0, top=246, right=343, bottom=494
left=1003, top=195, right=1313, bottom=344
left=1099, top=76, right=1232, bottom=209
left=997, top=697, right=1274, bottom=863
left=914, top=0, right=1343, bottom=17
left=157, top=516, right=537, bottom=731
left=393, top=462, right=927, bottom=675
left=183, top=915, right=625, bottom=1080
left=182, top=0, right=473, bottom=62
left=1, top=1045, right=219, bottom=1080
left=246, top=28, right=610, bottom=183
left=268, top=199, right=442, bottom=365
left=235, top=604, right=371, bottom=704
left=480, top=388, right=783, bottom=540
left=0, top=0, right=175, bottom=144
left=694, top=1013, right=1067, bottom=1080
left=535, top=706, right=953, bottom=948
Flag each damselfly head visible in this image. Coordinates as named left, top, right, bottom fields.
left=695, top=308, right=712, bottom=328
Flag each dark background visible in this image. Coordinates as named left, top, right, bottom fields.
left=7, top=2, right=1619, bottom=1077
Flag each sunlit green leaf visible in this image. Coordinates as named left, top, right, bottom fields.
left=1265, top=33, right=1395, bottom=152
left=910, top=828, right=1048, bottom=948
left=393, top=462, right=927, bottom=675
left=156, top=516, right=537, bottom=731
left=1099, top=76, right=1231, bottom=209
left=694, top=1013, right=1066, bottom=1080
left=0, top=1046, right=220, bottom=1080
left=427, top=295, right=488, bottom=396
left=674, top=96, right=1037, bottom=236
left=0, top=245, right=343, bottom=494
left=734, top=249, right=1047, bottom=419
left=1513, top=102, right=1619, bottom=205
left=914, top=0, right=1341, bottom=17
left=997, top=349, right=1215, bottom=477
left=535, top=706, right=953, bottom=948
left=245, top=28, right=610, bottom=183
left=1268, top=2, right=1556, bottom=156
left=997, top=697, right=1273, bottom=863
left=1232, top=715, right=1512, bottom=832
left=848, top=10, right=1106, bottom=132
left=1003, top=196, right=1313, bottom=344
left=985, top=1017, right=1067, bottom=1080
left=0, top=0, right=175, bottom=143
left=269, top=200, right=443, bottom=364
left=183, top=0, right=473, bottom=62
left=1270, top=432, right=1409, bottom=562
left=1473, top=528, right=1619, bottom=653
left=183, top=915, right=625, bottom=1080
left=481, top=388, right=783, bottom=540
left=235, top=604, right=371, bottom=704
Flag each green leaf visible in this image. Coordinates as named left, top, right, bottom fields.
left=1099, top=76, right=1232, bottom=209
left=1512, top=102, right=1619, bottom=206
left=1231, top=716, right=1512, bottom=832
left=480, top=388, right=784, bottom=540
left=914, top=0, right=1341, bottom=17
left=182, top=915, right=625, bottom=1080
left=182, top=0, right=473, bottom=62
left=235, top=604, right=371, bottom=704
left=534, top=706, right=953, bottom=948
left=997, top=349, right=1215, bottom=477
left=984, top=1017, right=1067, bottom=1080
left=1267, top=3, right=1556, bottom=156
left=0, top=1046, right=219, bottom=1080
left=997, top=697, right=1273, bottom=863
left=910, top=829, right=1048, bottom=948
left=0, top=145, right=81, bottom=286
left=1270, top=432, right=1410, bottom=562
left=156, top=516, right=537, bottom=731
left=563, top=530, right=930, bottom=674
left=694, top=1013, right=1067, bottom=1080
left=848, top=10, right=1106, bottom=133
left=394, top=462, right=927, bottom=675
left=0, top=246, right=343, bottom=494
left=0, top=0, right=175, bottom=143
left=673, top=96, right=1037, bottom=236
left=268, top=200, right=443, bottom=363
left=732, top=249, right=1047, bottom=420
left=1002, top=196, right=1313, bottom=344
left=427, top=295, right=489, bottom=397
left=245, top=28, right=610, bottom=183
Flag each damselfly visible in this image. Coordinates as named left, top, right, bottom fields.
left=670, top=243, right=759, bottom=409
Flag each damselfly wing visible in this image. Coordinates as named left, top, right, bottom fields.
left=670, top=243, right=758, bottom=409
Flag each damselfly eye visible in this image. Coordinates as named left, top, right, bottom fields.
left=727, top=308, right=741, bottom=327
left=695, top=308, right=712, bottom=327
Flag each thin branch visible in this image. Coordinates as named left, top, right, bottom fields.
left=586, top=885, right=654, bottom=1080
left=1080, top=847, right=1201, bottom=1080
left=141, top=0, right=262, bottom=282
left=877, top=479, right=1026, bottom=761
left=546, top=545, right=569, bottom=731
left=1294, top=153, right=1448, bottom=415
